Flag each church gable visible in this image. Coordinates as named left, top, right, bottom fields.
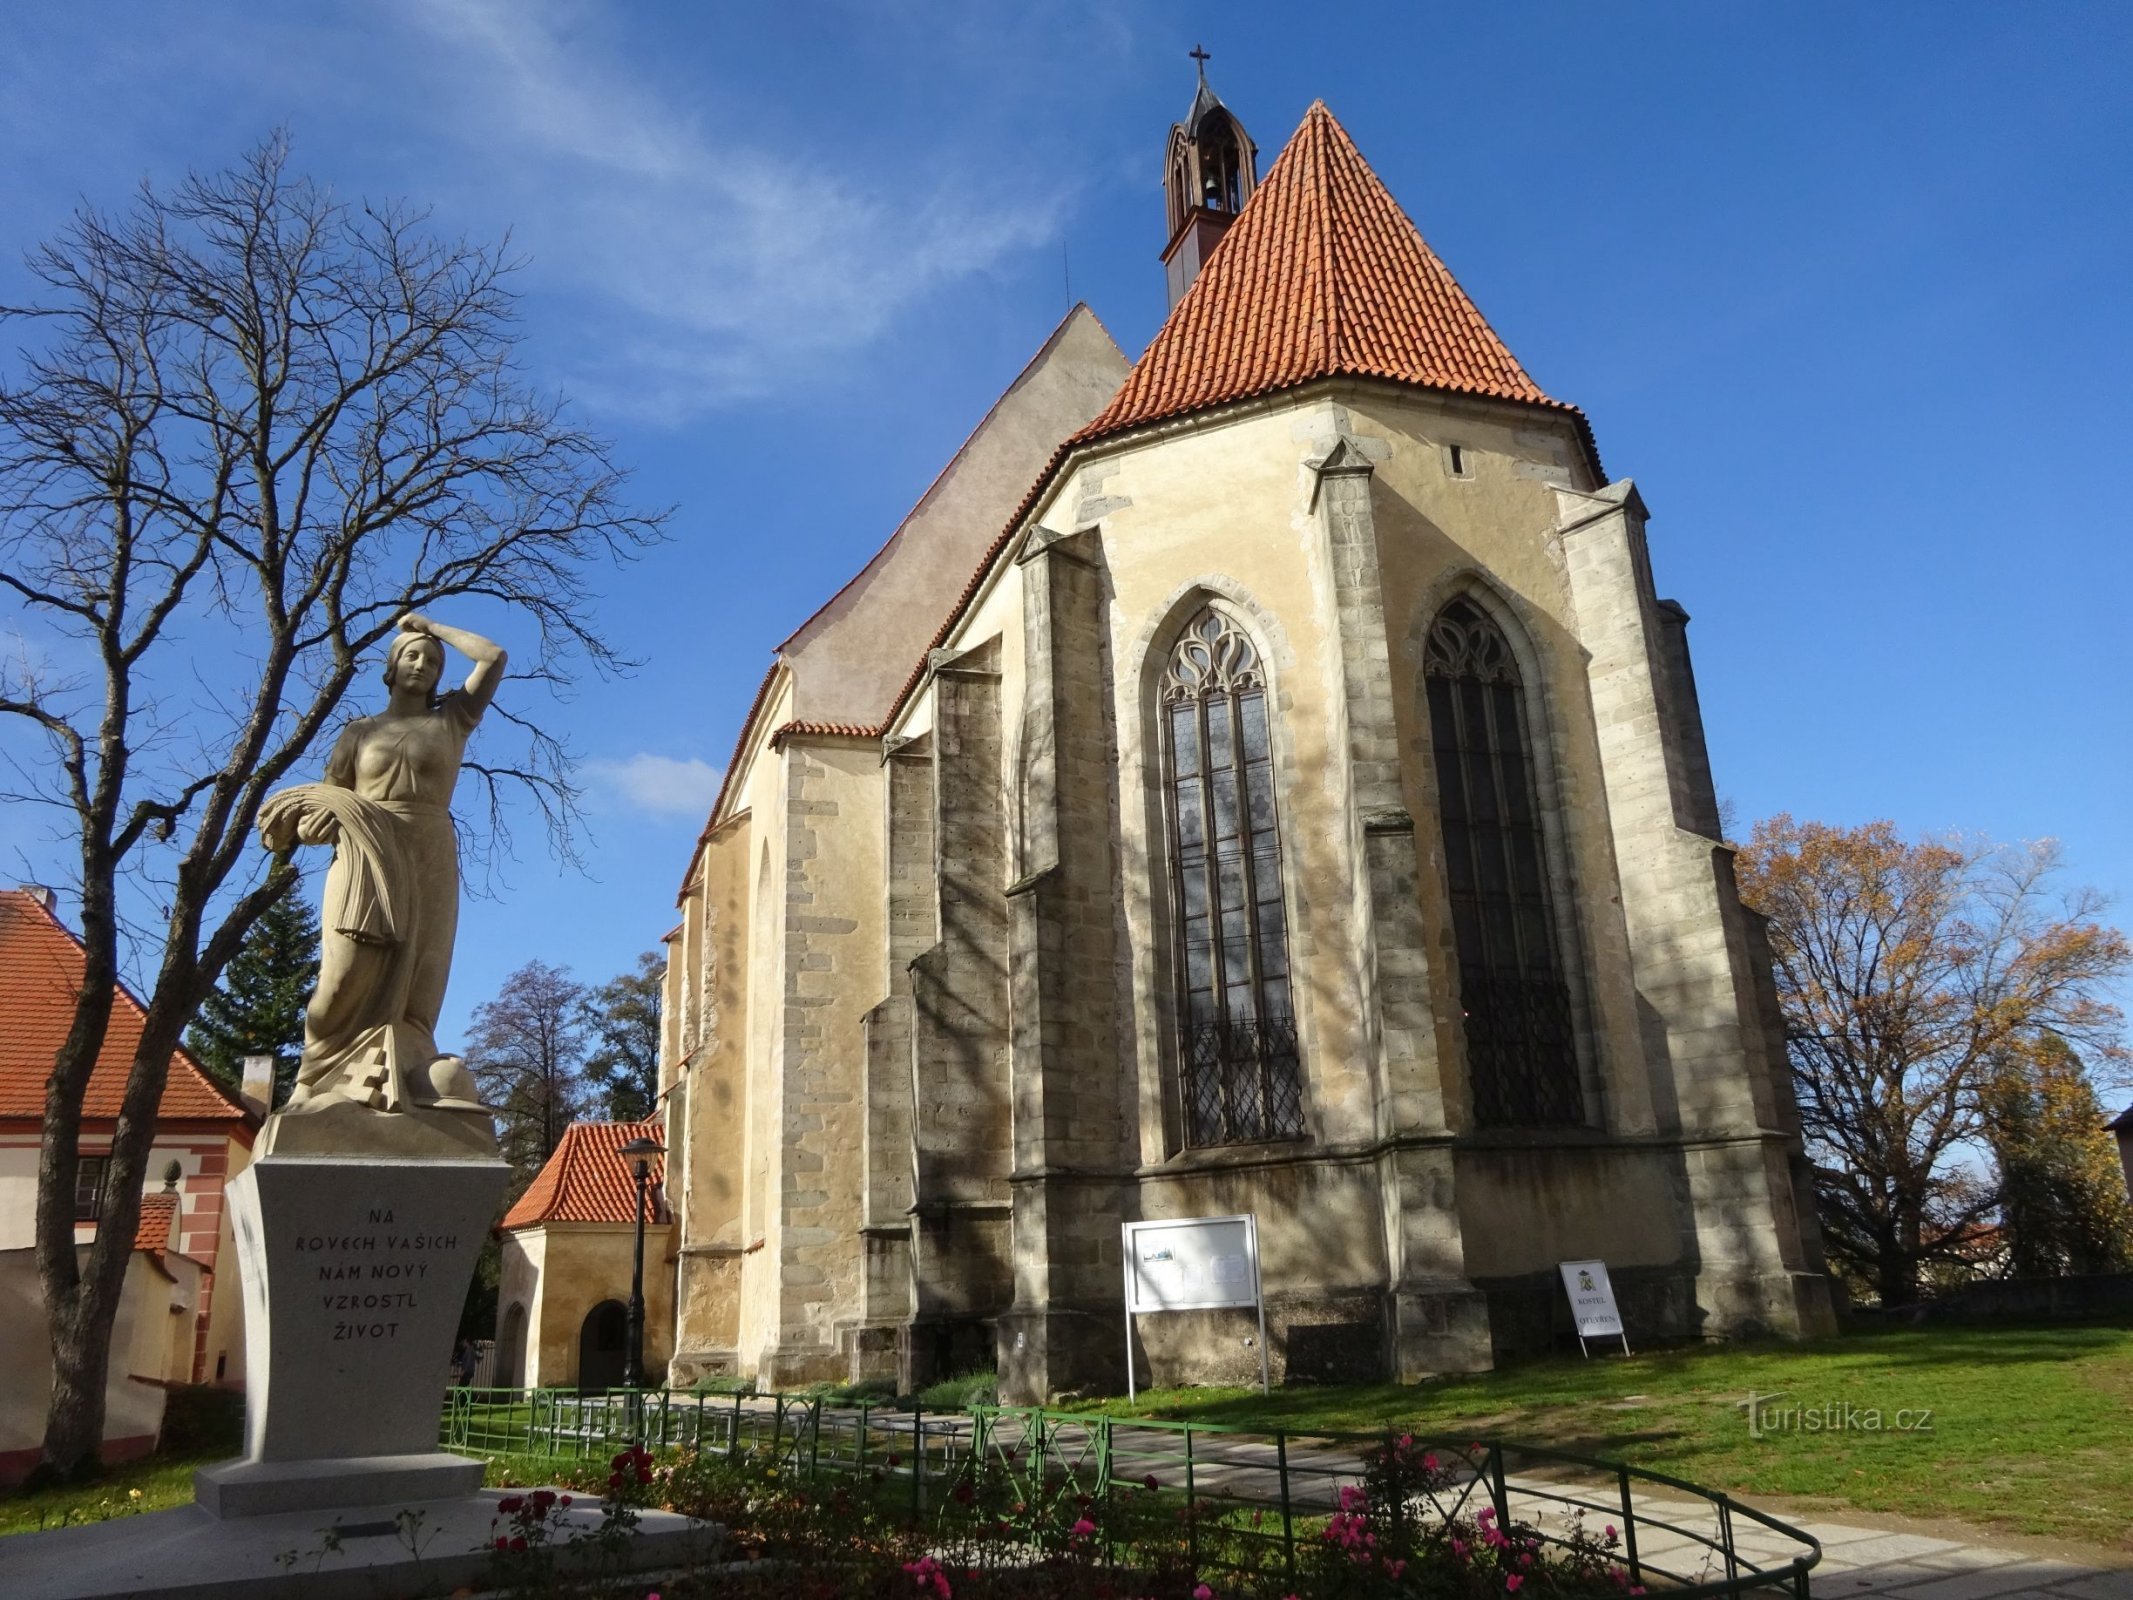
left=777, top=305, right=1128, bottom=729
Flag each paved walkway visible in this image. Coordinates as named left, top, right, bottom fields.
left=1785, top=1522, right=2130, bottom=1600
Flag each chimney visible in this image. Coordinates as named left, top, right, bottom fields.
left=240, top=1054, right=277, bottom=1120
left=16, top=883, right=56, bottom=912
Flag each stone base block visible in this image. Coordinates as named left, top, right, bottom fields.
left=754, top=1339, right=845, bottom=1391
left=194, top=1451, right=483, bottom=1518
left=1, top=1490, right=721, bottom=1600
left=1696, top=1267, right=1839, bottom=1339
left=997, top=1305, right=1122, bottom=1404
left=668, top=1347, right=741, bottom=1386
left=1388, top=1279, right=1494, bottom=1380
left=836, top=1321, right=902, bottom=1385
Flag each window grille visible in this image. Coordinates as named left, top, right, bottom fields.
left=1161, top=609, right=1306, bottom=1146
left=1423, top=597, right=1585, bottom=1127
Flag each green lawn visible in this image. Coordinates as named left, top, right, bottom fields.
left=1075, top=1323, right=2133, bottom=1552
left=0, top=1451, right=209, bottom=1536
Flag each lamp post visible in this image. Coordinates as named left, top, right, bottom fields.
left=617, top=1134, right=664, bottom=1392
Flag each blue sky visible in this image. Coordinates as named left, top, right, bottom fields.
left=3, top=2, right=2129, bottom=1045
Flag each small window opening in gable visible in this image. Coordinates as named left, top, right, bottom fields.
left=74, top=1154, right=110, bottom=1222
left=1445, top=443, right=1472, bottom=480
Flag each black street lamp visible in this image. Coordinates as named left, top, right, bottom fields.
left=617, top=1134, right=664, bottom=1391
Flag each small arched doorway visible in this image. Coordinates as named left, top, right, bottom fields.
left=577, top=1299, right=629, bottom=1392
left=495, top=1301, right=527, bottom=1388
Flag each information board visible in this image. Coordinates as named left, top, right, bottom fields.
left=1124, top=1215, right=1259, bottom=1313
left=1557, top=1258, right=1629, bottom=1355
left=1121, top=1214, right=1267, bottom=1399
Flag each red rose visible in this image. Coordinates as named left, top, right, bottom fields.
left=493, top=1536, right=510, bottom=1551
left=509, top=1535, right=527, bottom=1553
left=497, top=1495, right=524, bottom=1514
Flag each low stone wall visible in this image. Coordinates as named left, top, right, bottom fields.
left=1853, top=1273, right=2133, bottom=1324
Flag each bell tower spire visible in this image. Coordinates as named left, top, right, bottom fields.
left=1161, top=47, right=1258, bottom=310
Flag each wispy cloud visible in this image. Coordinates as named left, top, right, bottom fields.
left=586, top=753, right=723, bottom=818
left=384, top=0, right=1069, bottom=415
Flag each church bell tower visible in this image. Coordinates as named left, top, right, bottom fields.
left=1162, top=49, right=1258, bottom=309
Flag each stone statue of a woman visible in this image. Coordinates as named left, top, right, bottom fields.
left=258, top=614, right=504, bottom=1132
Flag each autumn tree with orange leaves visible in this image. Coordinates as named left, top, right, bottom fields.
left=1735, top=816, right=2131, bottom=1306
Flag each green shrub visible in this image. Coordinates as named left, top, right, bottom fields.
left=910, top=1370, right=997, bottom=1410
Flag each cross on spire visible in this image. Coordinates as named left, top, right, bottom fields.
left=1189, top=44, right=1211, bottom=79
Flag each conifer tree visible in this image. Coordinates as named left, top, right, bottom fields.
left=185, top=875, right=320, bottom=1106
left=1986, top=1033, right=2133, bottom=1277
left=582, top=951, right=664, bottom=1122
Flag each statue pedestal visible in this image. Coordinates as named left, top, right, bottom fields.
left=196, top=1147, right=508, bottom=1518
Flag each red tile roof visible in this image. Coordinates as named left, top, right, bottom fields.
left=1075, top=101, right=1589, bottom=451
left=503, top=1119, right=668, bottom=1229
left=133, top=1191, right=178, bottom=1251
left=0, top=889, right=252, bottom=1125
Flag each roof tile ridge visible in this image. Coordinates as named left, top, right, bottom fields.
left=1310, top=103, right=1340, bottom=381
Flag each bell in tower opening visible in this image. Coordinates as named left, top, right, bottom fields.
left=1162, top=48, right=1258, bottom=309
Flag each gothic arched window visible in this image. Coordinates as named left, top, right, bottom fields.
left=1161, top=608, right=1305, bottom=1146
left=1423, top=597, right=1584, bottom=1127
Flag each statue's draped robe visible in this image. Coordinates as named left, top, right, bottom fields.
left=260, top=692, right=481, bottom=1107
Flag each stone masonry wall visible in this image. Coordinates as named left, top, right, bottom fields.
left=999, top=527, right=1135, bottom=1401
left=905, top=643, right=1014, bottom=1380
left=763, top=743, right=877, bottom=1384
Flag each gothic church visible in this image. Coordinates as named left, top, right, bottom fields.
left=578, top=81, right=1833, bottom=1399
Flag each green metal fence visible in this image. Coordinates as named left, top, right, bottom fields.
left=441, top=1387, right=1822, bottom=1599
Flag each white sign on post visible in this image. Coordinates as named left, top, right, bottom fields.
left=1122, top=1214, right=1267, bottom=1401
left=1557, top=1258, right=1629, bottom=1357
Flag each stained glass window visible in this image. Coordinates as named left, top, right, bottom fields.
left=1424, top=597, right=1585, bottom=1127
left=1161, top=608, right=1306, bottom=1145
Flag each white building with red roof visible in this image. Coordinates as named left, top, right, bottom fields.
left=496, top=1120, right=671, bottom=1390
left=0, top=885, right=261, bottom=1479
left=525, top=79, right=1836, bottom=1402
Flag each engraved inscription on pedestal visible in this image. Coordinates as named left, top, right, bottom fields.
left=226, top=1156, right=507, bottom=1466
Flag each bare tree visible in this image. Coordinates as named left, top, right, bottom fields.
left=0, top=136, right=663, bottom=1476
left=466, top=960, right=591, bottom=1181
left=1736, top=816, right=2129, bottom=1306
